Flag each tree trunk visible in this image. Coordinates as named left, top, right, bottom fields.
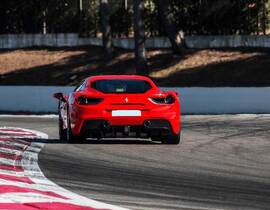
left=42, top=10, right=47, bottom=34
left=156, top=0, right=185, bottom=54
left=133, top=0, right=148, bottom=75
left=100, top=0, right=113, bottom=59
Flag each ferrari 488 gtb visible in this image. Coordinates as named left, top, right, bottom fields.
left=54, top=75, right=181, bottom=144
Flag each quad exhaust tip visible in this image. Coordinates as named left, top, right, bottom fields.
left=144, top=120, right=151, bottom=128
left=103, top=121, right=110, bottom=129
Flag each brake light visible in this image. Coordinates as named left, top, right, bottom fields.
left=77, top=96, right=103, bottom=105
left=150, top=95, right=175, bottom=104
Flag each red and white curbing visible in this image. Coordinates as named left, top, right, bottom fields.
left=0, top=127, right=129, bottom=210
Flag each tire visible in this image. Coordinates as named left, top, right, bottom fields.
left=162, top=131, right=181, bottom=145
left=58, top=111, right=67, bottom=141
left=66, top=117, right=86, bottom=144
left=66, top=118, right=75, bottom=143
left=151, top=137, right=162, bottom=142
left=77, top=135, right=87, bottom=143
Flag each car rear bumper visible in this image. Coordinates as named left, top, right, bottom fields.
left=71, top=105, right=180, bottom=137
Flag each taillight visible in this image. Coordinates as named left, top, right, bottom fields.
left=150, top=95, right=175, bottom=104
left=77, top=96, right=103, bottom=105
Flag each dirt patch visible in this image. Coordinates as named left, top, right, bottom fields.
left=0, top=47, right=270, bottom=86
left=0, top=49, right=85, bottom=74
left=150, top=50, right=262, bottom=78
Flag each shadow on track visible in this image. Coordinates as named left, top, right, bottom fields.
left=30, top=138, right=160, bottom=145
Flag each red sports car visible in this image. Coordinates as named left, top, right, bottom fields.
left=54, top=75, right=181, bottom=144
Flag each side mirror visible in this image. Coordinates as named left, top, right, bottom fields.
left=53, top=92, right=66, bottom=101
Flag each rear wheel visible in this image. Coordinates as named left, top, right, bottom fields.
left=151, top=137, right=162, bottom=142
left=77, top=134, right=87, bottom=143
left=67, top=117, right=86, bottom=143
left=59, top=119, right=67, bottom=141
left=66, top=119, right=74, bottom=143
left=161, top=132, right=181, bottom=145
left=58, top=111, right=67, bottom=141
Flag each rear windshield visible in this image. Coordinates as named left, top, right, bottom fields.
left=91, top=79, right=152, bottom=94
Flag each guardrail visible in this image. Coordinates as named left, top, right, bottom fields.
left=0, top=86, right=269, bottom=114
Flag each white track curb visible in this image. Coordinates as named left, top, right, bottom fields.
left=0, top=127, right=129, bottom=210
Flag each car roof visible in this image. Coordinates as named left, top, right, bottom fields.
left=87, top=75, right=153, bottom=82
left=86, top=75, right=155, bottom=86
left=84, top=75, right=157, bottom=89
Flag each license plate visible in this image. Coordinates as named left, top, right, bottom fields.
left=112, top=110, right=141, bottom=117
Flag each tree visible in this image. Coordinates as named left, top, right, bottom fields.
left=100, top=0, right=113, bottom=59
left=133, top=0, right=148, bottom=75
left=110, top=1, right=132, bottom=37
left=156, top=0, right=185, bottom=54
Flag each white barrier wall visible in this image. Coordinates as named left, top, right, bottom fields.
left=2, top=34, right=270, bottom=49
left=0, top=86, right=270, bottom=114
left=0, top=86, right=73, bottom=113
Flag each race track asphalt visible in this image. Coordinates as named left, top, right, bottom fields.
left=0, top=115, right=270, bottom=210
